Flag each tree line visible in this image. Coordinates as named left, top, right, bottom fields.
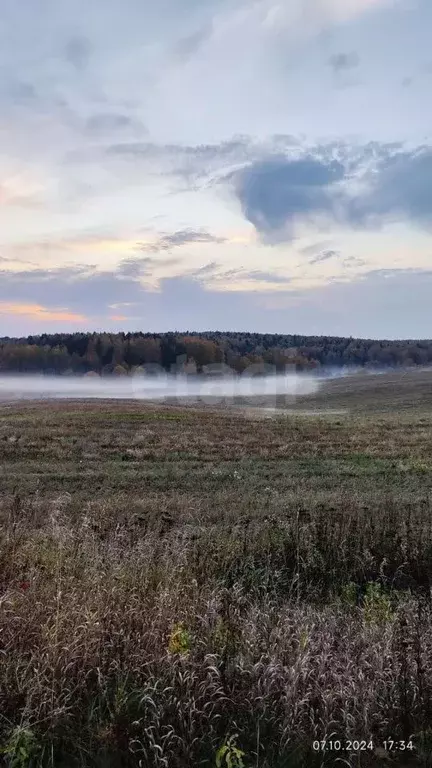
left=0, top=331, right=431, bottom=375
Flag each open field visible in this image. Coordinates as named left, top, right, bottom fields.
left=1, top=370, right=432, bottom=766
left=231, top=368, right=432, bottom=416
left=294, top=369, right=432, bottom=413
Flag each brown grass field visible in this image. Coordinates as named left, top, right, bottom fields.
left=1, top=369, right=432, bottom=766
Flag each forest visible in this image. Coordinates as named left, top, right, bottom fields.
left=0, top=331, right=432, bottom=374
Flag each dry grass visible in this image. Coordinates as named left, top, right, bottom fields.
left=1, top=393, right=432, bottom=766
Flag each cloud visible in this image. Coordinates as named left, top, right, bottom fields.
left=359, top=147, right=432, bottom=228
left=224, top=0, right=396, bottom=47
left=1, top=227, right=236, bottom=284
left=104, top=137, right=257, bottom=184
left=299, top=240, right=335, bottom=256
left=314, top=0, right=396, bottom=25
left=85, top=113, right=146, bottom=135
left=0, top=255, right=34, bottom=266
left=0, top=0, right=426, bottom=342
left=233, top=154, right=345, bottom=240
left=0, top=302, right=87, bottom=323
left=0, top=174, right=46, bottom=208
left=64, top=36, right=92, bottom=71
left=2, top=234, right=140, bottom=263
left=0, top=266, right=143, bottom=318
left=5, top=81, right=38, bottom=104
left=116, top=254, right=182, bottom=279
left=192, top=261, right=219, bottom=276
left=172, top=21, right=214, bottom=62
left=116, top=257, right=154, bottom=278
left=305, top=267, right=432, bottom=338
left=243, top=270, right=292, bottom=283
left=328, top=52, right=360, bottom=73
left=309, top=249, right=339, bottom=264
left=342, top=256, right=367, bottom=267
left=186, top=263, right=293, bottom=291
left=109, top=302, right=137, bottom=310
left=1, top=262, right=431, bottom=339
left=138, top=229, right=227, bottom=253
left=232, top=143, right=432, bottom=242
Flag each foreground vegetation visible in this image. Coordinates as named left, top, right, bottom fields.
left=2, top=380, right=432, bottom=765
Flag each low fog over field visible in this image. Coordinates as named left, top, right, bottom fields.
left=0, top=371, right=320, bottom=404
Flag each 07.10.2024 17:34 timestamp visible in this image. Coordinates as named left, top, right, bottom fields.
left=312, top=739, right=414, bottom=753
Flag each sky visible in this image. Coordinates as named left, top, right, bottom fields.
left=0, top=0, right=431, bottom=339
